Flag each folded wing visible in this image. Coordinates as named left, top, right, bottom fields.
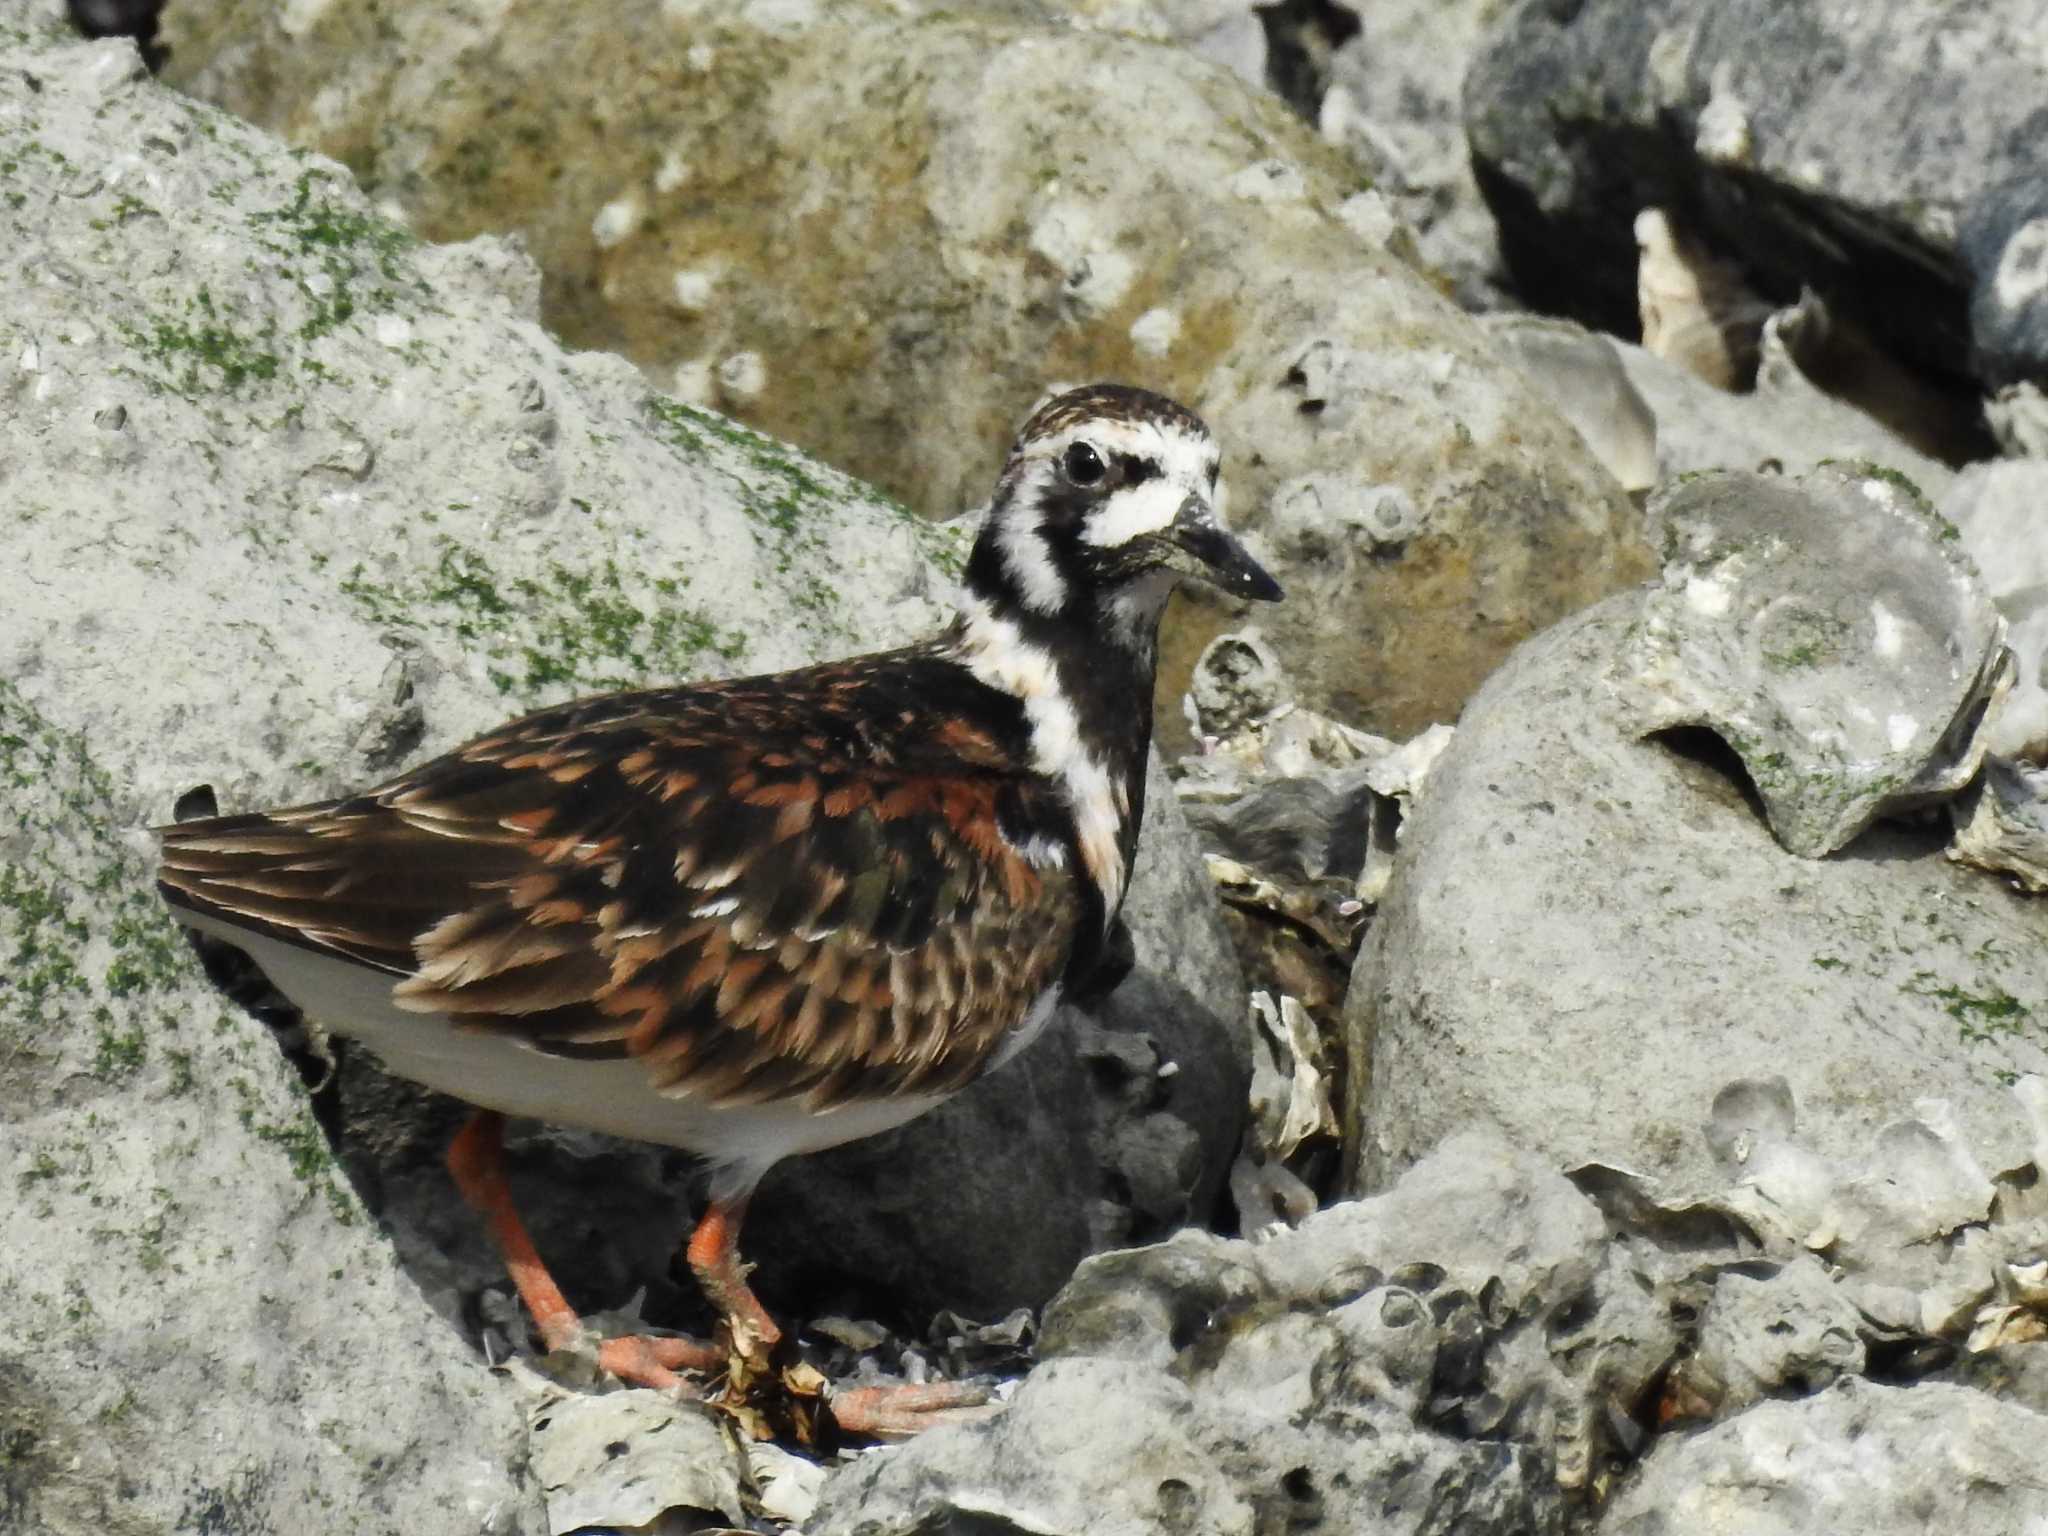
left=156, top=659, right=1076, bottom=1109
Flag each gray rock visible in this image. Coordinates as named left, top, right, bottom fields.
left=1485, top=308, right=1959, bottom=504
left=1951, top=757, right=2048, bottom=895
left=526, top=1391, right=745, bottom=1535
left=1987, top=381, right=2048, bottom=459
left=1483, top=313, right=1659, bottom=494
left=159, top=0, right=1647, bottom=742
left=1465, top=0, right=2048, bottom=398
left=1687, top=1258, right=1864, bottom=1414
left=810, top=1131, right=1649, bottom=1535
left=0, top=14, right=1244, bottom=1520
left=1307, top=0, right=1520, bottom=308
left=1624, top=467, right=2006, bottom=857
left=1600, top=1379, right=2048, bottom=1533
left=0, top=24, right=545, bottom=1533
left=1349, top=584, right=2048, bottom=1198
left=1942, top=458, right=2048, bottom=759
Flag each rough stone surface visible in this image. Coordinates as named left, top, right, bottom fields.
left=1624, top=467, right=2006, bottom=857
left=810, top=1132, right=1642, bottom=1536
left=1304, top=0, right=1519, bottom=308
left=0, top=21, right=543, bottom=1533
left=814, top=1096, right=2048, bottom=1533
left=1943, top=457, right=2048, bottom=759
left=0, top=13, right=1245, bottom=1521
left=159, top=0, right=1647, bottom=741
left=1950, top=757, right=2048, bottom=895
left=1483, top=314, right=1658, bottom=494
left=1348, top=584, right=2048, bottom=1197
left=1484, top=309, right=1959, bottom=504
left=1600, top=1379, right=2048, bottom=1533
left=526, top=1391, right=745, bottom=1535
left=1466, top=0, right=2048, bottom=397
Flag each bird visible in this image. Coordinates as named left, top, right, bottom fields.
left=154, top=382, right=1281, bottom=1434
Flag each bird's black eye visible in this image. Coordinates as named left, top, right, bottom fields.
left=1063, top=442, right=1106, bottom=486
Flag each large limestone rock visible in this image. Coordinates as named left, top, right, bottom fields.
left=1943, top=458, right=2048, bottom=760
left=1600, top=1380, right=2048, bottom=1534
left=1, top=22, right=541, bottom=1535
left=1286, top=0, right=1520, bottom=308
left=0, top=15, right=1245, bottom=1522
left=159, top=0, right=1647, bottom=739
left=1484, top=312, right=1956, bottom=501
left=1348, top=468, right=2045, bottom=1195
left=808, top=1132, right=1640, bottom=1536
left=814, top=1081, right=2048, bottom=1536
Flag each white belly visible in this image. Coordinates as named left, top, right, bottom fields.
left=182, top=914, right=967, bottom=1197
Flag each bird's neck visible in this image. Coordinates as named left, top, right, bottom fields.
left=944, top=556, right=1160, bottom=924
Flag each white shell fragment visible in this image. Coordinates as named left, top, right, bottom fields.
left=1622, top=465, right=2011, bottom=857
left=1245, top=991, right=1337, bottom=1166
left=1177, top=629, right=1450, bottom=913
left=1949, top=753, right=2048, bottom=888
left=526, top=1389, right=747, bottom=1536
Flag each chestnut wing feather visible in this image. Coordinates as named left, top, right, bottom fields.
left=156, top=656, right=1076, bottom=1108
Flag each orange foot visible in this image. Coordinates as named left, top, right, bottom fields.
left=831, top=1379, right=1000, bottom=1438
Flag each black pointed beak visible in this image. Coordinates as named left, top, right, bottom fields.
left=1170, top=496, right=1283, bottom=602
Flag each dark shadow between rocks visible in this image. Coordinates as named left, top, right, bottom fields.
left=1646, top=725, right=1771, bottom=826
left=1647, top=727, right=1961, bottom=866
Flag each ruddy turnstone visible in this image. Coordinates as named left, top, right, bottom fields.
left=155, top=383, right=1280, bottom=1433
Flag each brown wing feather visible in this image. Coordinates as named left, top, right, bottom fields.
left=156, top=651, right=1077, bottom=1110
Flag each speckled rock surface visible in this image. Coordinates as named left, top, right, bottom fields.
left=1308, top=0, right=1519, bottom=308
left=809, top=1132, right=1629, bottom=1536
left=0, top=13, right=1246, bottom=1522
left=1613, top=330, right=1955, bottom=497
left=1465, top=0, right=2048, bottom=397
left=158, top=0, right=1647, bottom=741
left=1623, top=467, right=2006, bottom=857
left=1, top=19, right=540, bottom=1532
left=1942, top=457, right=2048, bottom=760
left=1599, top=1379, right=2048, bottom=1533
left=1348, top=578, right=2048, bottom=1196
left=809, top=1080, right=2048, bottom=1536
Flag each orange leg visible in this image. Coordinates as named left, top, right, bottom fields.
left=445, top=1111, right=721, bottom=1388
left=684, top=1195, right=783, bottom=1366
left=830, top=1380, right=999, bottom=1439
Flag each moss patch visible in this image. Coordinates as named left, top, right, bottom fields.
left=645, top=394, right=970, bottom=632
left=338, top=534, right=749, bottom=707
left=0, top=683, right=198, bottom=1071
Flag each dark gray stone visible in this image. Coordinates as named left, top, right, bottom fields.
left=1466, top=0, right=2048, bottom=399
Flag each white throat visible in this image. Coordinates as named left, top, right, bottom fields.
left=950, top=593, right=1131, bottom=923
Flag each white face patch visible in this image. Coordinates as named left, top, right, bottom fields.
left=1030, top=415, right=1220, bottom=552
left=1082, top=477, right=1188, bottom=549
left=952, top=594, right=1130, bottom=923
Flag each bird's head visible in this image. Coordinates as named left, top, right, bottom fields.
left=968, top=384, right=1281, bottom=642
